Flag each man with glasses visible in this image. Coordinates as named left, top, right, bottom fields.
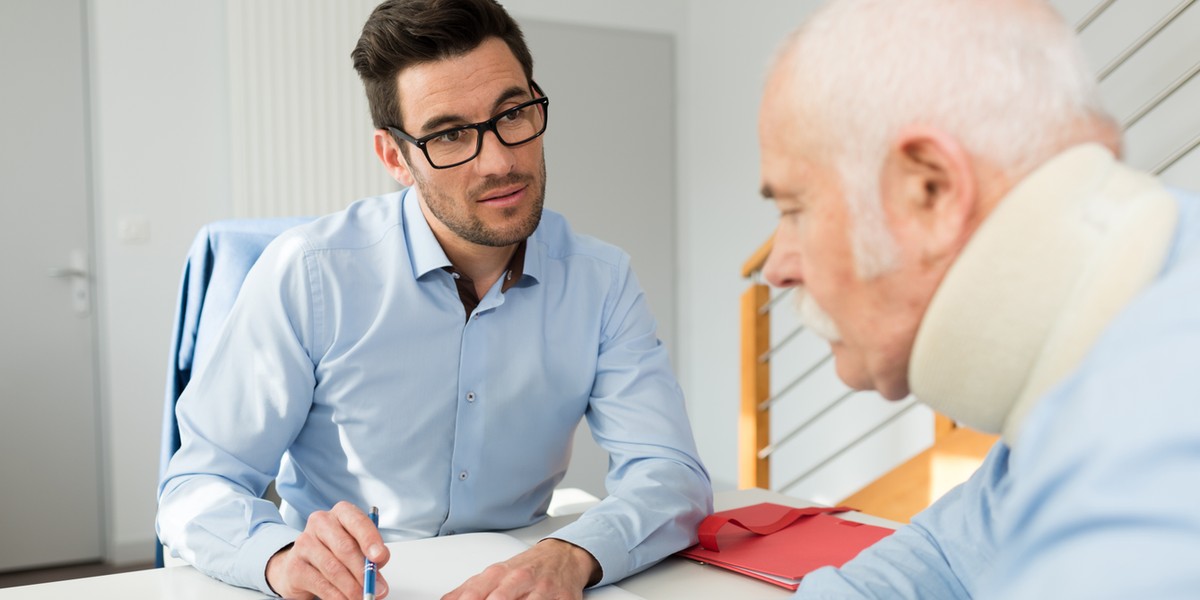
left=156, top=1, right=712, bottom=598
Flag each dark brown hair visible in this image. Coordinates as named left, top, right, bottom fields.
left=351, top=0, right=534, bottom=131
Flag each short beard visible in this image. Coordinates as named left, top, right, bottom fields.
left=414, top=157, right=546, bottom=247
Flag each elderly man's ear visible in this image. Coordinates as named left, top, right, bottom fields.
left=883, top=126, right=978, bottom=265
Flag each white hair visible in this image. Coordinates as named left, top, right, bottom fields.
left=775, top=0, right=1115, bottom=277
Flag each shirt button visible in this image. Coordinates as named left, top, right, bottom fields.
left=458, top=470, right=469, bottom=481
left=466, top=392, right=476, bottom=402
left=451, top=272, right=460, bottom=279
left=472, top=313, right=480, bottom=319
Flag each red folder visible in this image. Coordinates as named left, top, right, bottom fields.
left=675, top=503, right=894, bottom=590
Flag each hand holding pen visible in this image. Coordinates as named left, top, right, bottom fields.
left=265, top=501, right=390, bottom=600
left=364, top=506, right=379, bottom=600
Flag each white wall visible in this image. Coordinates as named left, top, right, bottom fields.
left=89, top=0, right=233, bottom=562
left=674, top=2, right=823, bottom=491
left=502, top=0, right=685, bottom=35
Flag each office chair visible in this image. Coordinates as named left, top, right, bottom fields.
left=157, top=216, right=313, bottom=567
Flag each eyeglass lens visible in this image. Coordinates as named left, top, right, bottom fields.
left=425, top=102, right=546, bottom=167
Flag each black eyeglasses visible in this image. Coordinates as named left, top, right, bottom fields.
left=387, top=82, right=550, bottom=169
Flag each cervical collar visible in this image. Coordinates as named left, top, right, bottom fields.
left=908, top=144, right=1178, bottom=445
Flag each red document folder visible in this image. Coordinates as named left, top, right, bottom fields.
left=675, top=503, right=894, bottom=591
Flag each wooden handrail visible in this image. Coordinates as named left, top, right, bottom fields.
left=740, top=234, right=773, bottom=489
left=739, top=283, right=771, bottom=489
left=741, top=236, right=774, bottom=279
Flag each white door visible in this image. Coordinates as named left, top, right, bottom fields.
left=0, top=0, right=104, bottom=571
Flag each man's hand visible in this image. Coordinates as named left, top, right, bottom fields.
left=265, top=501, right=391, bottom=600
left=442, top=538, right=601, bottom=600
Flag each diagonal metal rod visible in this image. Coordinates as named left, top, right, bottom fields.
left=774, top=400, right=920, bottom=494
left=759, top=354, right=833, bottom=411
left=759, top=388, right=856, bottom=460
left=1123, top=58, right=1200, bottom=130
left=1152, top=130, right=1200, bottom=175
left=1075, top=0, right=1117, bottom=33
left=760, top=324, right=805, bottom=363
left=760, top=287, right=793, bottom=315
left=1097, top=0, right=1197, bottom=82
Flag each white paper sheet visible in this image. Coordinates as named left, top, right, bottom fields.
left=381, top=532, right=645, bottom=599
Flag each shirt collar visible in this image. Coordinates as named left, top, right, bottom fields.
left=522, top=226, right=543, bottom=285
left=500, top=241, right=526, bottom=292
left=441, top=240, right=527, bottom=291
left=403, top=186, right=544, bottom=287
left=403, top=187, right=453, bottom=279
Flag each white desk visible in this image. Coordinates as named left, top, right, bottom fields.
left=0, top=489, right=898, bottom=599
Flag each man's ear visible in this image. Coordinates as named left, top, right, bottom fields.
left=374, top=129, right=416, bottom=187
left=882, top=126, right=977, bottom=264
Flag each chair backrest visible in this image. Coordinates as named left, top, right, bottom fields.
left=157, top=216, right=313, bottom=566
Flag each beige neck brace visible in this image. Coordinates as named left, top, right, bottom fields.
left=908, top=144, right=1177, bottom=445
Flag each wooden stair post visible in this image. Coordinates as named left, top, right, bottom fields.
left=739, top=238, right=774, bottom=489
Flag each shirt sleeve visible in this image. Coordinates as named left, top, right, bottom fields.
left=981, top=317, right=1200, bottom=600
left=795, top=440, right=1009, bottom=599
left=546, top=255, right=714, bottom=586
left=156, top=233, right=317, bottom=596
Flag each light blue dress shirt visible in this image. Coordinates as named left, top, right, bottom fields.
left=157, top=189, right=713, bottom=595
left=796, top=190, right=1200, bottom=598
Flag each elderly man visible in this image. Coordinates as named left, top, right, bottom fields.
left=759, top=0, right=1200, bottom=598
left=157, top=1, right=711, bottom=598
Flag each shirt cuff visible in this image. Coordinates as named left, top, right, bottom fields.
left=233, top=522, right=301, bottom=596
left=545, top=517, right=630, bottom=588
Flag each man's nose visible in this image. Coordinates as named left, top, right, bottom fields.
left=473, top=130, right=517, bottom=176
left=762, top=232, right=801, bottom=289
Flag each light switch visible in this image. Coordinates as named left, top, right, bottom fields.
left=117, top=216, right=151, bottom=244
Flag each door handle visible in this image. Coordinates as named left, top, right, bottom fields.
left=47, top=250, right=91, bottom=315
left=48, top=267, right=88, bottom=279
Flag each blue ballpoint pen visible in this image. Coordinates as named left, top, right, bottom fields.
left=364, top=506, right=379, bottom=600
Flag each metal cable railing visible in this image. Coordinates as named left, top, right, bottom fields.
left=1074, top=0, right=1117, bottom=33
left=759, top=388, right=856, bottom=461
left=759, top=286, right=793, bottom=315
left=775, top=400, right=920, bottom=495
left=1075, top=0, right=1200, bottom=181
left=1121, top=58, right=1200, bottom=130
left=1153, top=130, right=1200, bottom=175
left=760, top=354, right=832, bottom=410
left=759, top=324, right=805, bottom=363
left=1094, top=0, right=1196, bottom=81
